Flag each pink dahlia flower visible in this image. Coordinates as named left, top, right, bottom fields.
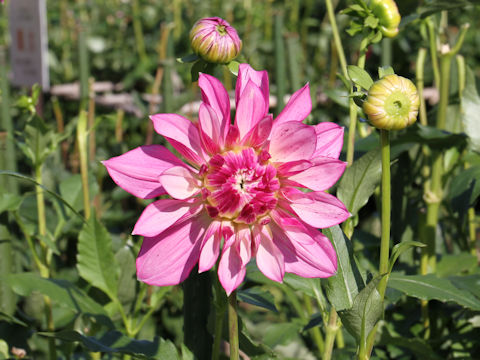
left=103, top=64, right=349, bottom=294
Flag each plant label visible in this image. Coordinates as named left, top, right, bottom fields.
left=9, top=0, right=49, bottom=90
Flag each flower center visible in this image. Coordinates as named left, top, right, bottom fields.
left=216, top=24, right=227, bottom=36
left=384, top=90, right=411, bottom=120
left=203, top=148, right=280, bottom=224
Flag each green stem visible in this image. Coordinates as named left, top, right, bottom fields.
left=77, top=110, right=91, bottom=219
left=274, top=11, right=286, bottom=115
left=378, top=130, right=391, bottom=298
left=323, top=307, right=339, bottom=360
left=426, top=18, right=440, bottom=89
left=132, top=0, right=147, bottom=62
left=416, top=48, right=428, bottom=126
left=228, top=291, right=239, bottom=360
left=325, top=0, right=347, bottom=77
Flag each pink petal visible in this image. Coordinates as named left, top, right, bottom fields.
left=276, top=159, right=312, bottom=177
left=269, top=121, right=316, bottom=163
left=103, top=145, right=186, bottom=199
left=270, top=220, right=337, bottom=277
left=255, top=227, right=285, bottom=282
left=198, top=221, right=222, bottom=273
left=281, top=189, right=350, bottom=229
left=286, top=157, right=346, bottom=191
left=236, top=226, right=253, bottom=266
left=159, top=166, right=201, bottom=200
left=218, top=245, right=246, bottom=295
left=312, top=122, right=344, bottom=159
left=198, top=73, right=230, bottom=140
left=274, top=83, right=312, bottom=127
left=136, top=213, right=210, bottom=286
left=150, top=113, right=207, bottom=166
left=235, top=80, right=267, bottom=140
left=241, top=115, right=273, bottom=148
left=132, top=198, right=202, bottom=237
left=236, top=64, right=269, bottom=115
left=198, top=103, right=221, bottom=153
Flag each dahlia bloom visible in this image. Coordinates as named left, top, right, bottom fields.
left=103, top=64, right=349, bottom=294
left=190, top=17, right=242, bottom=64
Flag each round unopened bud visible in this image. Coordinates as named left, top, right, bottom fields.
left=363, top=75, right=419, bottom=131
left=190, top=17, right=242, bottom=64
left=370, top=0, right=401, bottom=38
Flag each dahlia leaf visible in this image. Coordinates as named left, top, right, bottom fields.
left=388, top=273, right=480, bottom=311
left=323, top=226, right=366, bottom=311
left=39, top=330, right=179, bottom=359
left=339, top=276, right=383, bottom=345
left=77, top=215, right=118, bottom=300
left=337, top=149, right=381, bottom=216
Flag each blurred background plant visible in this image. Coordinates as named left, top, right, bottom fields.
left=1, top=0, right=480, bottom=359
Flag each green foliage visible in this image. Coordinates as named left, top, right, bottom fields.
left=77, top=215, right=119, bottom=300
left=388, top=273, right=480, bottom=310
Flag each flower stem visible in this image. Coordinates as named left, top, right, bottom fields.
left=378, top=129, right=391, bottom=298
left=212, top=275, right=227, bottom=360
left=303, top=294, right=325, bottom=355
left=228, top=291, right=239, bottom=360
left=323, top=307, right=339, bottom=360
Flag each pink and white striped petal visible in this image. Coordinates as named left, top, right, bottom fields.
left=286, top=157, right=346, bottom=191
left=269, top=121, right=316, bottom=163
left=136, top=213, right=210, bottom=286
left=241, top=115, right=273, bottom=148
left=132, top=198, right=202, bottom=237
left=150, top=113, right=207, bottom=166
left=102, top=145, right=186, bottom=199
left=312, top=122, right=344, bottom=159
left=235, top=80, right=267, bottom=140
left=159, top=166, right=201, bottom=200
left=274, top=83, right=312, bottom=127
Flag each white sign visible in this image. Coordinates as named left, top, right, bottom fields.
left=9, top=0, right=49, bottom=90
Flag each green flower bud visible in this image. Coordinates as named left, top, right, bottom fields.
left=190, top=17, right=242, bottom=64
left=363, top=75, right=420, bottom=131
left=370, top=0, right=401, bottom=38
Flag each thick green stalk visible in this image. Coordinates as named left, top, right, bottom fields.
left=378, top=130, right=391, bottom=297
left=325, top=0, right=347, bottom=77
left=381, top=38, right=392, bottom=67
left=426, top=18, right=440, bottom=89
left=416, top=48, right=428, bottom=126
left=323, top=307, right=339, bottom=360
left=228, top=291, right=239, bottom=360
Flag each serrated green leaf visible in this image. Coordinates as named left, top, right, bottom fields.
left=323, top=226, right=365, bottom=311
left=6, top=273, right=109, bottom=321
left=347, top=65, right=374, bottom=90
left=394, top=123, right=467, bottom=150
left=388, top=273, right=480, bottom=310
left=115, top=246, right=136, bottom=306
left=39, top=330, right=179, bottom=359
left=337, top=149, right=381, bottom=216
left=238, top=287, right=278, bottom=312
left=339, top=276, right=383, bottom=346
left=77, top=215, right=118, bottom=300
left=388, top=241, right=425, bottom=274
